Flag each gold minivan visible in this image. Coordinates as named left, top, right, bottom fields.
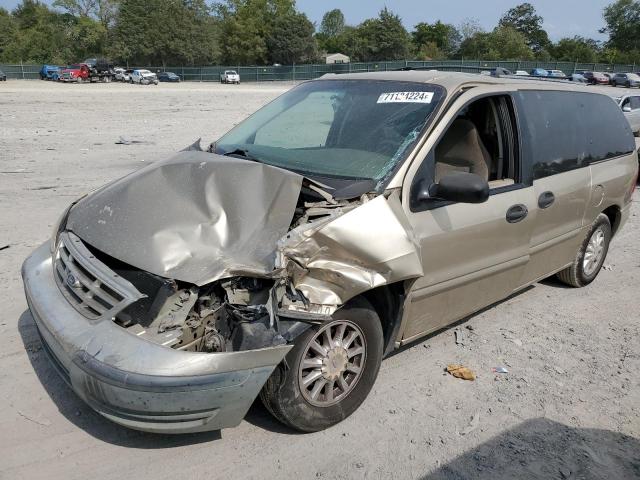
left=22, top=72, right=639, bottom=434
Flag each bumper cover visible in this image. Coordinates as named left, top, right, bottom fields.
left=22, top=243, right=291, bottom=434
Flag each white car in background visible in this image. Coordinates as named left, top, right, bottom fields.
left=514, top=70, right=529, bottom=76
left=130, top=69, right=158, bottom=85
left=114, top=67, right=133, bottom=82
left=611, top=93, right=640, bottom=136
left=220, top=70, right=240, bottom=84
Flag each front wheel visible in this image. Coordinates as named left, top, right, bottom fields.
left=261, top=298, right=383, bottom=432
left=557, top=214, right=612, bottom=287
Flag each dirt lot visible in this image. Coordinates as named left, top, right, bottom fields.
left=1, top=80, right=639, bottom=480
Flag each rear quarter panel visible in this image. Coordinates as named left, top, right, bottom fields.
left=586, top=154, right=638, bottom=233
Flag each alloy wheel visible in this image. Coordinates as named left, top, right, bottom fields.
left=298, top=320, right=366, bottom=407
left=583, top=226, right=606, bottom=276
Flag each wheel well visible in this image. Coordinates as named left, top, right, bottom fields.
left=602, top=205, right=622, bottom=235
left=361, top=282, right=407, bottom=356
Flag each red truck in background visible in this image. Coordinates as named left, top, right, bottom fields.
left=59, top=64, right=90, bottom=82
left=58, top=59, right=115, bottom=83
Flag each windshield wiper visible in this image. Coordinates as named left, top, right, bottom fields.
left=222, top=148, right=262, bottom=163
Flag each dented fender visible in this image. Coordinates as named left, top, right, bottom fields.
left=277, top=191, right=423, bottom=312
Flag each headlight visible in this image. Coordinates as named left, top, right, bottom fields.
left=49, top=195, right=86, bottom=254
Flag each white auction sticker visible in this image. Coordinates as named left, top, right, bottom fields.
left=377, top=91, right=434, bottom=104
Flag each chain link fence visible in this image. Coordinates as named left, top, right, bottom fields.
left=1, top=59, right=638, bottom=81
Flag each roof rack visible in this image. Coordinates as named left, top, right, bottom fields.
left=396, top=65, right=577, bottom=83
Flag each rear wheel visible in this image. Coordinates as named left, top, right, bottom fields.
left=260, top=298, right=383, bottom=432
left=557, top=214, right=612, bottom=287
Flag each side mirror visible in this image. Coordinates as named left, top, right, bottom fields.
left=414, top=172, right=490, bottom=205
left=622, top=105, right=632, bottom=113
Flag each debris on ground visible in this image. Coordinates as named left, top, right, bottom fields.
left=492, top=366, right=509, bottom=374
left=459, top=411, right=480, bottom=435
left=446, top=364, right=476, bottom=381
left=115, top=136, right=155, bottom=145
left=0, top=245, right=9, bottom=251
left=454, top=328, right=466, bottom=346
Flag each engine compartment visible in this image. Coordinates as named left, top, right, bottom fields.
left=86, top=184, right=353, bottom=353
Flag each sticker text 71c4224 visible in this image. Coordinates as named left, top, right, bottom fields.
left=377, top=91, right=434, bottom=104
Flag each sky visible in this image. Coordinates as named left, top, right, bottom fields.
left=0, top=0, right=613, bottom=41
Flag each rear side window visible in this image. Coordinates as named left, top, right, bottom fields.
left=630, top=96, right=640, bottom=110
left=517, top=91, right=635, bottom=180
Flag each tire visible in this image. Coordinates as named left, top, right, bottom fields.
left=557, top=214, right=612, bottom=287
left=260, top=298, right=383, bottom=432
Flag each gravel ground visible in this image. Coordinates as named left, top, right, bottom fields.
left=0, top=80, right=639, bottom=480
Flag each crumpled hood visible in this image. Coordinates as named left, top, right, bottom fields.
left=66, top=151, right=303, bottom=285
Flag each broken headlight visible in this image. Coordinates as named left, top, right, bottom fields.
left=50, top=195, right=86, bottom=254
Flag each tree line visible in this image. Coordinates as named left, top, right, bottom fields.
left=0, top=0, right=639, bottom=66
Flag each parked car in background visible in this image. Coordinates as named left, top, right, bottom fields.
left=514, top=70, right=529, bottom=76
left=530, top=68, right=549, bottom=77
left=568, top=73, right=587, bottom=83
left=39, top=65, right=60, bottom=80
left=220, top=70, right=240, bottom=84
left=610, top=94, right=640, bottom=136
left=131, top=69, right=158, bottom=85
left=0, top=69, right=6, bottom=81
left=612, top=73, right=640, bottom=88
left=581, top=71, right=609, bottom=85
left=22, top=71, right=639, bottom=435
left=602, top=73, right=615, bottom=85
left=113, top=67, right=125, bottom=81
left=158, top=71, right=181, bottom=82
left=115, top=68, right=134, bottom=82
left=547, top=69, right=566, bottom=78
left=59, top=64, right=90, bottom=83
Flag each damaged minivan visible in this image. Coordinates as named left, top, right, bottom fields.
left=23, top=71, right=638, bottom=434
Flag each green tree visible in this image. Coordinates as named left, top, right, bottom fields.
left=8, top=0, right=75, bottom=63
left=499, top=2, right=550, bottom=53
left=0, top=8, right=19, bottom=61
left=602, top=0, right=640, bottom=52
left=460, top=25, right=532, bottom=60
left=355, top=8, right=410, bottom=61
left=319, top=8, right=345, bottom=37
left=412, top=21, right=460, bottom=57
left=267, top=11, right=317, bottom=64
left=316, top=8, right=348, bottom=54
left=216, top=0, right=295, bottom=65
left=112, top=0, right=219, bottom=65
left=458, top=17, right=483, bottom=42
left=53, top=0, right=120, bottom=27
left=551, top=36, right=600, bottom=62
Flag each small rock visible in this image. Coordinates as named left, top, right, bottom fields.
left=354, top=462, right=364, bottom=469
left=559, top=467, right=572, bottom=479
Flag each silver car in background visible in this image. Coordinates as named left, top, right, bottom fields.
left=610, top=93, right=640, bottom=136
left=131, top=69, right=158, bottom=85
left=220, top=70, right=240, bottom=84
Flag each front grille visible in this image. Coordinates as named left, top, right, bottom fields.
left=53, top=232, right=143, bottom=320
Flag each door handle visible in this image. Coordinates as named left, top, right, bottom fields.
left=506, top=204, right=528, bottom=223
left=538, top=191, right=555, bottom=209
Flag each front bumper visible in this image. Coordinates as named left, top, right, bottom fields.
left=22, top=243, right=291, bottom=434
